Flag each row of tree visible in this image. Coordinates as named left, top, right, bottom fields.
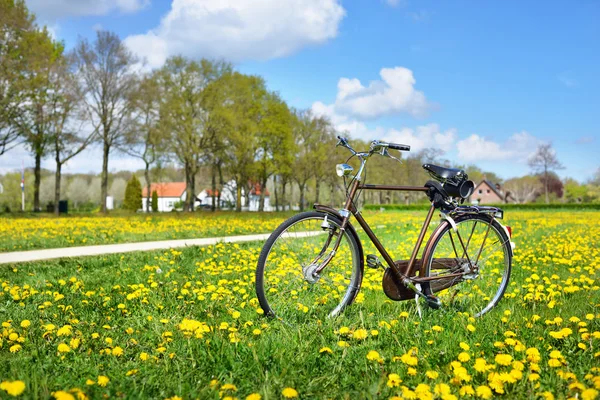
left=2, top=1, right=597, bottom=214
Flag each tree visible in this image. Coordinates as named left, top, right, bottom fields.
left=528, top=143, right=564, bottom=204
left=503, top=175, right=541, bottom=203
left=11, top=27, right=61, bottom=211
left=0, top=0, right=35, bottom=157
left=73, top=30, right=137, bottom=213
left=156, top=56, right=231, bottom=211
left=210, top=72, right=263, bottom=212
left=122, top=73, right=163, bottom=212
left=123, top=175, right=141, bottom=211
left=564, top=178, right=587, bottom=203
left=151, top=190, right=158, bottom=212
left=255, top=93, right=293, bottom=212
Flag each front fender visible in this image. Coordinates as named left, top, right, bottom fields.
left=313, top=203, right=365, bottom=266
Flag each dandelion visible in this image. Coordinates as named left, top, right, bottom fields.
left=366, top=350, right=383, bottom=362
left=97, top=376, right=109, bottom=387
left=282, top=387, right=298, bottom=398
left=426, top=371, right=439, bottom=379
left=0, top=380, right=26, bottom=396
left=337, top=340, right=349, bottom=348
left=387, top=373, right=402, bottom=388
left=458, top=352, right=471, bottom=362
left=319, top=347, right=333, bottom=354
left=52, top=391, right=75, bottom=400
left=353, top=329, right=368, bottom=340
left=140, top=352, right=149, bottom=361
left=467, top=324, right=476, bottom=332
left=112, top=346, right=124, bottom=356
left=246, top=394, right=262, bottom=400
left=9, top=344, right=22, bottom=353
left=20, top=320, right=30, bottom=329
left=57, top=343, right=71, bottom=353
left=495, top=354, right=512, bottom=366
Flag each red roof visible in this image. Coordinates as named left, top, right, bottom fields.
left=142, top=182, right=187, bottom=198
left=205, top=189, right=220, bottom=196
left=249, top=182, right=270, bottom=196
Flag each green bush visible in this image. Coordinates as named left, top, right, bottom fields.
left=123, top=175, right=142, bottom=212
left=151, top=190, right=158, bottom=212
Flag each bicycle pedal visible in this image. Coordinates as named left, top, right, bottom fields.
left=425, top=295, right=441, bottom=309
left=366, top=254, right=384, bottom=269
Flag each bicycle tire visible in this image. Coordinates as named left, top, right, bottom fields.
left=255, top=211, right=363, bottom=323
left=421, top=213, right=512, bottom=317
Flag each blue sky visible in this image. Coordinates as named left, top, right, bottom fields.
left=4, top=0, right=599, bottom=182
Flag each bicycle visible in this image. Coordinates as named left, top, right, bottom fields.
left=255, top=136, right=515, bottom=323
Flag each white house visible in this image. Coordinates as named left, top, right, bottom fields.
left=197, top=180, right=272, bottom=211
left=142, top=182, right=187, bottom=212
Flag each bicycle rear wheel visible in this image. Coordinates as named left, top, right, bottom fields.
left=422, top=213, right=512, bottom=317
left=255, top=211, right=363, bottom=323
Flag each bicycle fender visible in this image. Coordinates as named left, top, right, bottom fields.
left=313, top=203, right=365, bottom=269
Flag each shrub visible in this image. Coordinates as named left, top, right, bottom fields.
left=151, top=190, right=158, bottom=212
left=123, top=175, right=142, bottom=212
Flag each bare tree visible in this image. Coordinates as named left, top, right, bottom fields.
left=49, top=53, right=96, bottom=215
left=503, top=175, right=541, bottom=203
left=528, top=143, right=564, bottom=204
left=73, top=30, right=137, bottom=213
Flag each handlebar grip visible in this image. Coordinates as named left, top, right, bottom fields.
left=388, top=143, right=410, bottom=151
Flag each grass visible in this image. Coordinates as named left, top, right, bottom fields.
left=1, top=210, right=599, bottom=399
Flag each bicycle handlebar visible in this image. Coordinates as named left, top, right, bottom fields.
left=336, top=136, right=411, bottom=154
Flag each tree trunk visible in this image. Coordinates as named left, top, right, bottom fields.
left=544, top=166, right=549, bottom=204
left=145, top=161, right=151, bottom=212
left=259, top=176, right=267, bottom=212
left=281, top=180, right=287, bottom=211
left=101, top=141, right=110, bottom=213
left=184, top=162, right=193, bottom=212
left=211, top=164, right=217, bottom=212
left=299, top=183, right=305, bottom=212
left=54, top=160, right=61, bottom=216
left=330, top=182, right=335, bottom=207
left=315, top=180, right=320, bottom=205
left=274, top=176, right=280, bottom=212
left=236, top=180, right=242, bottom=212
left=217, top=164, right=224, bottom=211
left=33, top=152, right=41, bottom=211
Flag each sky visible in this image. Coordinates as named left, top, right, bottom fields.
left=2, top=0, right=599, bottom=182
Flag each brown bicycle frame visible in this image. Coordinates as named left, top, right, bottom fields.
left=322, top=179, right=469, bottom=286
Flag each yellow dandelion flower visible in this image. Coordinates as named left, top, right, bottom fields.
left=10, top=344, right=22, bottom=353
left=426, top=371, right=439, bottom=379
left=52, top=391, right=75, bottom=400
left=97, top=376, right=109, bottom=387
left=495, top=354, right=512, bottom=366
left=0, top=380, right=26, bottom=396
left=20, top=320, right=31, bottom=329
left=353, top=329, right=368, bottom=340
left=282, top=387, right=298, bottom=398
left=319, top=347, right=333, bottom=354
left=140, top=352, right=149, bottom=361
left=246, top=394, right=262, bottom=400
left=57, top=343, right=71, bottom=353
left=458, top=352, right=471, bottom=362
left=366, top=350, right=382, bottom=362
left=112, top=346, right=124, bottom=356
left=387, top=373, right=402, bottom=388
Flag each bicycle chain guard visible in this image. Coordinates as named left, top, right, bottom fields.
left=382, top=260, right=418, bottom=301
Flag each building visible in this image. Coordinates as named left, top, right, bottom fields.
left=142, top=182, right=187, bottom=212
left=248, top=182, right=272, bottom=212
left=471, top=180, right=504, bottom=204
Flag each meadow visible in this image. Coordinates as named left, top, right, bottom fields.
left=0, top=212, right=291, bottom=252
left=1, top=210, right=599, bottom=399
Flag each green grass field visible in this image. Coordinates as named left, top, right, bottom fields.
left=1, top=210, right=599, bottom=399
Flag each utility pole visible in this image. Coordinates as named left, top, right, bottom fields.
left=21, top=161, right=25, bottom=211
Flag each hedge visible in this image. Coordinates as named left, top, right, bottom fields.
left=363, top=203, right=600, bottom=211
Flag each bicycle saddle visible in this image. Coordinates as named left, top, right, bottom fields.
left=422, top=164, right=465, bottom=181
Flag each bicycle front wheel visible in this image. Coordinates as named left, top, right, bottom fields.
left=255, top=211, right=363, bottom=323
left=422, top=213, right=512, bottom=317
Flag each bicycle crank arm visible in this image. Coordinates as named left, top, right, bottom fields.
left=403, top=278, right=442, bottom=309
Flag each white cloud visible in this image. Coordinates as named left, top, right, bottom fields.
left=384, top=0, right=407, bottom=7
left=124, top=0, right=345, bottom=67
left=333, top=67, right=431, bottom=119
left=383, top=124, right=456, bottom=153
left=26, top=0, right=149, bottom=20
left=312, top=101, right=455, bottom=152
left=456, top=131, right=541, bottom=162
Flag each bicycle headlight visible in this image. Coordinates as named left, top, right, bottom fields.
left=336, top=163, right=354, bottom=177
